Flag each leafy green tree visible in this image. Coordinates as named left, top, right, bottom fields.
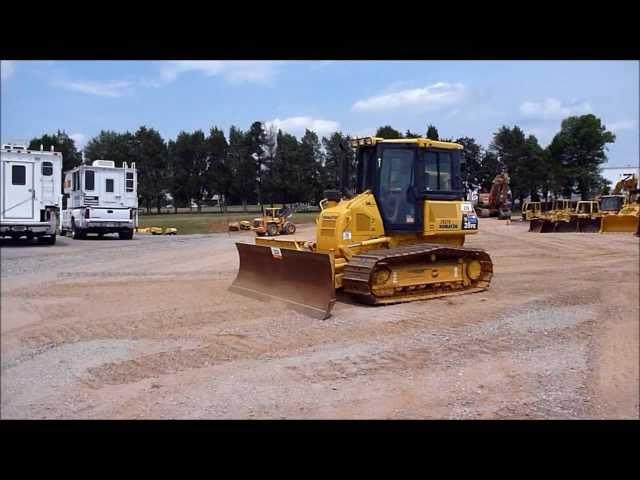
left=547, top=114, right=615, bottom=199
left=490, top=126, right=528, bottom=202
left=133, top=127, right=168, bottom=213
left=456, top=137, right=482, bottom=189
left=299, top=129, right=325, bottom=203
left=478, top=151, right=501, bottom=191
left=167, top=139, right=190, bottom=213
left=206, top=127, right=230, bottom=212
left=405, top=130, right=421, bottom=138
left=426, top=125, right=439, bottom=140
left=375, top=125, right=403, bottom=139
left=321, top=131, right=353, bottom=192
left=84, top=130, right=135, bottom=167
left=29, top=131, right=82, bottom=189
left=227, top=126, right=255, bottom=211
left=245, top=122, right=267, bottom=207
left=168, top=130, right=208, bottom=212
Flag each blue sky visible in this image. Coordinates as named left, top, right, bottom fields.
left=1, top=60, right=638, bottom=167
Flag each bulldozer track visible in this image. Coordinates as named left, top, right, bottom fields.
left=342, top=243, right=493, bottom=304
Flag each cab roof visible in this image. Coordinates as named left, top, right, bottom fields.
left=350, top=136, right=463, bottom=150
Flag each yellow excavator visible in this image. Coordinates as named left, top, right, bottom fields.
left=230, top=137, right=493, bottom=319
left=600, top=173, right=639, bottom=234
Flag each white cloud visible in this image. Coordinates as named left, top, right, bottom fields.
left=1, top=60, right=15, bottom=80
left=160, top=61, right=280, bottom=84
left=265, top=117, right=340, bottom=136
left=70, top=133, right=87, bottom=148
left=607, top=120, right=636, bottom=132
left=520, top=97, right=591, bottom=120
left=55, top=80, right=133, bottom=97
left=352, top=82, right=466, bottom=112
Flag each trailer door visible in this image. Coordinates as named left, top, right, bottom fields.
left=102, top=174, right=120, bottom=205
left=40, top=160, right=55, bottom=205
left=3, top=161, right=34, bottom=219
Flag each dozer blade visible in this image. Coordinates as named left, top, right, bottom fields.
left=539, top=219, right=557, bottom=233
left=577, top=217, right=602, bottom=233
left=528, top=219, right=544, bottom=232
left=600, top=215, right=639, bottom=234
left=230, top=243, right=336, bottom=320
left=554, top=219, right=579, bottom=233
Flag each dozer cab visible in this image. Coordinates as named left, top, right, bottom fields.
left=600, top=174, right=639, bottom=234
left=547, top=201, right=601, bottom=233
left=251, top=206, right=296, bottom=236
left=522, top=201, right=542, bottom=222
left=230, top=137, right=493, bottom=319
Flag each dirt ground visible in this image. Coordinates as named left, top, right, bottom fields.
left=1, top=219, right=638, bottom=419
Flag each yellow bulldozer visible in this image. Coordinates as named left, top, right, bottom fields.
left=521, top=201, right=543, bottom=222
left=229, top=137, right=493, bottom=319
left=528, top=199, right=576, bottom=233
left=600, top=174, right=639, bottom=234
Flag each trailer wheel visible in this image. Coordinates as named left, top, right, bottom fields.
left=119, top=228, right=134, bottom=240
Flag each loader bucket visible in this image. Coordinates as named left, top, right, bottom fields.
left=528, top=219, right=544, bottom=232
left=230, top=243, right=336, bottom=320
left=600, top=215, right=639, bottom=234
left=577, top=217, right=602, bottom=233
left=554, top=219, right=579, bottom=233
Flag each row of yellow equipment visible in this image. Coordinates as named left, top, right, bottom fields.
left=522, top=174, right=639, bottom=235
left=229, top=137, right=492, bottom=319
left=136, top=227, right=178, bottom=235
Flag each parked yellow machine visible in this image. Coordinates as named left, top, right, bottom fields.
left=600, top=174, right=639, bottom=234
left=230, top=137, right=493, bottom=319
left=251, top=207, right=296, bottom=236
left=522, top=201, right=543, bottom=222
left=529, top=199, right=576, bottom=233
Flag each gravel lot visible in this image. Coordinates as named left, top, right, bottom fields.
left=1, top=220, right=638, bottom=419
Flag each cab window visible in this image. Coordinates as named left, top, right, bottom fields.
left=85, top=170, right=95, bottom=191
left=41, top=161, right=53, bottom=176
left=12, top=165, right=26, bottom=185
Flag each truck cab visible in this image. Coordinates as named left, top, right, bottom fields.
left=1, top=143, right=62, bottom=244
left=61, top=160, right=137, bottom=239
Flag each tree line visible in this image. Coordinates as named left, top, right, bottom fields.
left=28, top=113, right=615, bottom=213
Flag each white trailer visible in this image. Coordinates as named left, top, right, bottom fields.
left=1, top=144, right=62, bottom=244
left=61, top=160, right=137, bottom=239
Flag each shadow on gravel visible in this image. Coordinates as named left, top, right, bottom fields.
left=0, top=238, right=64, bottom=248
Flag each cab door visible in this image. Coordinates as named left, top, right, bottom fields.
left=375, top=146, right=420, bottom=232
left=3, top=161, right=34, bottom=219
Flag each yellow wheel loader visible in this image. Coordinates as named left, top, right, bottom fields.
left=230, top=137, right=493, bottom=319
left=251, top=207, right=296, bottom=236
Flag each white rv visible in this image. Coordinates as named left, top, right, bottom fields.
left=61, top=160, right=137, bottom=239
left=0, top=143, right=62, bottom=244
